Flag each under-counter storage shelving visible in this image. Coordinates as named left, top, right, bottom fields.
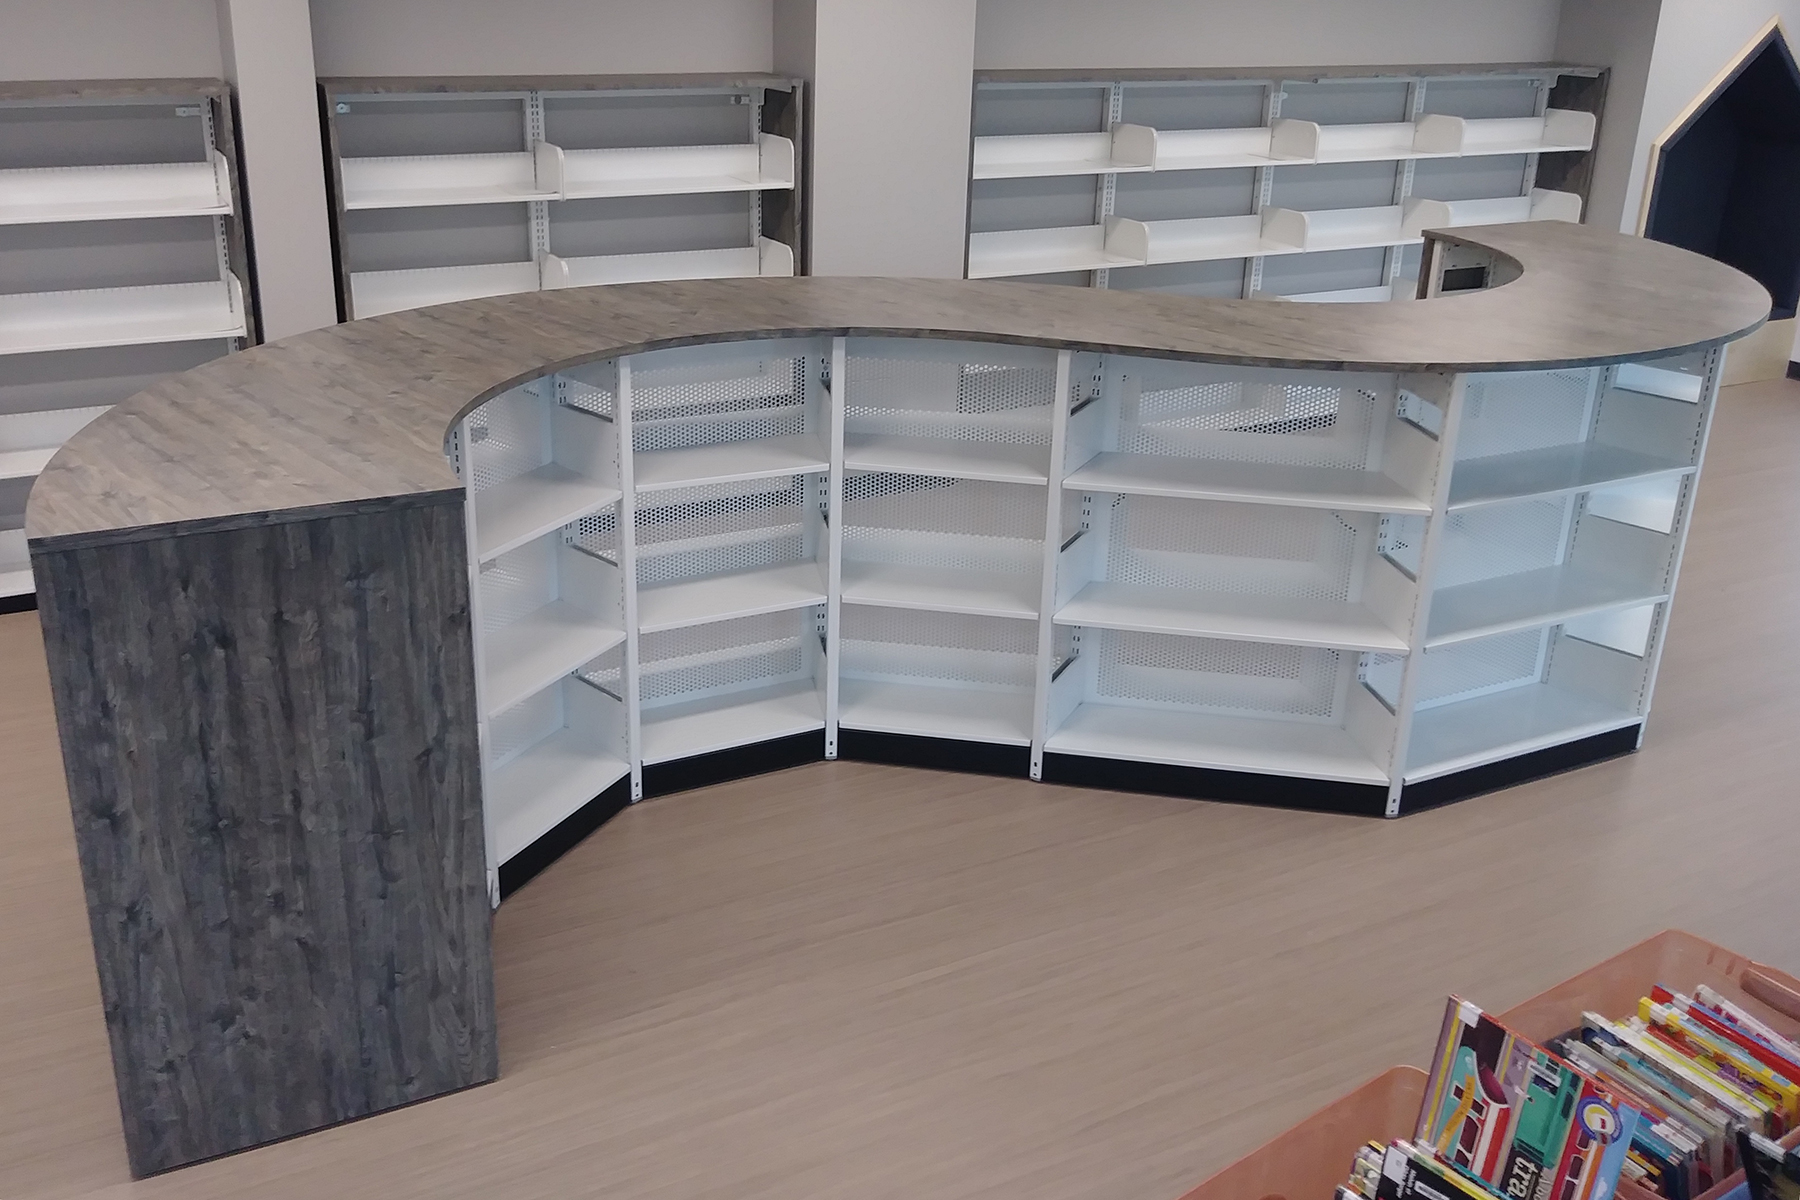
left=321, top=74, right=804, bottom=319
left=450, top=325, right=1722, bottom=886
left=967, top=66, right=1604, bottom=298
left=0, top=80, right=253, bottom=606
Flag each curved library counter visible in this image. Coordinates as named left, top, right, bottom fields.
left=23, top=221, right=1767, bottom=1175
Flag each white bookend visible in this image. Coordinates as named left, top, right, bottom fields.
left=1269, top=118, right=1322, bottom=161
left=1528, top=188, right=1584, bottom=223
left=1541, top=108, right=1598, bottom=151
left=1412, top=110, right=1597, bottom=158
left=1126, top=214, right=1270, bottom=266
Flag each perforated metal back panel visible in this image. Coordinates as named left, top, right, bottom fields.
left=1457, top=369, right=1597, bottom=461
left=478, top=536, right=557, bottom=634
left=1095, top=630, right=1343, bottom=718
left=1414, top=628, right=1546, bottom=708
left=1434, top=496, right=1571, bottom=589
left=841, top=606, right=1038, bottom=689
left=573, top=505, right=619, bottom=564
left=843, top=473, right=1043, bottom=575
left=845, top=342, right=1056, bottom=444
left=575, top=643, right=625, bottom=699
left=1114, top=361, right=1388, bottom=468
left=635, top=474, right=812, bottom=586
left=631, top=345, right=812, bottom=453
left=560, top=364, right=615, bottom=418
left=1102, top=495, right=1365, bottom=598
left=465, top=383, right=547, bottom=492
left=638, top=607, right=813, bottom=706
left=488, top=684, right=562, bottom=766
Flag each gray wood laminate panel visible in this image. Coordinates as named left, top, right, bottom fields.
left=32, top=499, right=495, bottom=1177
left=23, top=224, right=1770, bottom=546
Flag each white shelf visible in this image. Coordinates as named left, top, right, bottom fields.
left=561, top=134, right=795, bottom=199
left=350, top=261, right=540, bottom=319
left=1447, top=444, right=1694, bottom=510
left=0, top=528, right=29, bottom=599
left=483, top=603, right=626, bottom=716
left=1412, top=109, right=1597, bottom=158
left=1401, top=189, right=1582, bottom=238
left=1111, top=214, right=1281, bottom=266
left=842, top=434, right=1050, bottom=483
left=0, top=277, right=245, bottom=356
left=842, top=562, right=1040, bottom=619
left=1065, top=452, right=1432, bottom=513
left=1614, top=362, right=1705, bottom=403
left=1277, top=119, right=1451, bottom=165
left=340, top=146, right=562, bottom=210
left=971, top=126, right=1157, bottom=180
left=1425, top=565, right=1670, bottom=648
left=473, top=466, right=619, bottom=563
left=490, top=730, right=628, bottom=863
left=1153, top=126, right=1295, bottom=172
left=0, top=405, right=109, bottom=481
left=1405, top=682, right=1638, bottom=782
left=542, top=238, right=793, bottom=288
left=1047, top=702, right=1388, bottom=784
left=1262, top=204, right=1415, bottom=254
left=966, top=220, right=1145, bottom=279
left=0, top=156, right=232, bottom=225
left=640, top=679, right=823, bottom=764
left=1057, top=581, right=1407, bottom=652
left=1279, top=285, right=1398, bottom=304
left=839, top=678, right=1034, bottom=745
left=636, top=561, right=827, bottom=633
left=633, top=435, right=828, bottom=492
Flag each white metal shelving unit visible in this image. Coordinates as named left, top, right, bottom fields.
left=321, top=75, right=804, bottom=320
left=966, top=66, right=1603, bottom=299
left=452, top=321, right=1722, bottom=891
left=0, top=80, right=253, bottom=606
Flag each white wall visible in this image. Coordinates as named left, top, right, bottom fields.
left=1554, top=0, right=1664, bottom=234
left=972, top=0, right=1564, bottom=70
left=0, top=0, right=223, bottom=80
left=309, top=0, right=773, bottom=77
left=801, top=0, right=979, bottom=277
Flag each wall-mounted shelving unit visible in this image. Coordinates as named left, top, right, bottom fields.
left=450, top=315, right=1719, bottom=895
left=319, top=74, right=804, bottom=320
left=0, top=79, right=254, bottom=609
left=965, top=64, right=1605, bottom=299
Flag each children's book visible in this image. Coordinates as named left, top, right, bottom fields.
left=1419, top=998, right=1641, bottom=1200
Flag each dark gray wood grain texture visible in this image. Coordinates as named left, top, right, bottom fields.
left=32, top=499, right=495, bottom=1177
left=25, top=223, right=1770, bottom=547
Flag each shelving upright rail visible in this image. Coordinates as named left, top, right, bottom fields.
left=318, top=74, right=803, bottom=319
left=0, top=79, right=253, bottom=606
left=451, top=258, right=1718, bottom=900
left=965, top=64, right=1605, bottom=300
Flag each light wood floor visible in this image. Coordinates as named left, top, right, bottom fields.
left=4, top=381, right=1799, bottom=1200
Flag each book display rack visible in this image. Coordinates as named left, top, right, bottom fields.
left=1176, top=931, right=1800, bottom=1200
left=318, top=74, right=803, bottom=319
left=967, top=64, right=1603, bottom=301
left=0, top=79, right=252, bottom=608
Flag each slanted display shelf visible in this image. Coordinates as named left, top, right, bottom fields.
left=971, top=109, right=1597, bottom=181
left=969, top=191, right=1582, bottom=280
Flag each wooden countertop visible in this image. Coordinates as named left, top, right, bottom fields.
left=25, top=221, right=1769, bottom=549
